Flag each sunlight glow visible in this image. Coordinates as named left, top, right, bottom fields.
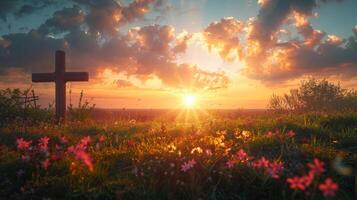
left=183, top=94, right=196, bottom=108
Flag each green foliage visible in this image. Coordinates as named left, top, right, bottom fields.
left=67, top=90, right=95, bottom=122
left=0, top=88, right=53, bottom=126
left=0, top=113, right=356, bottom=199
left=269, top=78, right=357, bottom=113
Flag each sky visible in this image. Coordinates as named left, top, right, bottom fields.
left=0, top=0, right=356, bottom=109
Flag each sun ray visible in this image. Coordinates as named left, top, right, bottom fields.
left=183, top=94, right=197, bottom=108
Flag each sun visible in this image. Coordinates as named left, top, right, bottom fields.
left=183, top=94, right=196, bottom=108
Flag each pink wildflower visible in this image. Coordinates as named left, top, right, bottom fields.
left=253, top=157, right=270, bottom=168
left=80, top=136, right=91, bottom=146
left=74, top=150, right=93, bottom=171
left=38, top=136, right=49, bottom=151
left=268, top=161, right=284, bottom=179
left=99, top=135, right=106, bottom=142
left=287, top=176, right=306, bottom=190
left=226, top=158, right=237, bottom=168
left=67, top=142, right=93, bottom=171
left=42, top=158, right=50, bottom=170
left=287, top=130, right=295, bottom=138
left=21, top=154, right=30, bottom=162
left=67, top=145, right=75, bottom=154
left=16, top=138, right=32, bottom=150
left=301, top=171, right=315, bottom=187
left=181, top=159, right=196, bottom=172
left=236, top=149, right=247, bottom=160
left=226, top=149, right=252, bottom=168
left=307, top=158, right=325, bottom=175
left=51, top=154, right=62, bottom=161
left=319, top=178, right=339, bottom=197
left=266, top=131, right=274, bottom=138
left=60, top=136, right=67, bottom=144
left=51, top=154, right=58, bottom=161
left=275, top=130, right=287, bottom=141
left=235, top=149, right=251, bottom=163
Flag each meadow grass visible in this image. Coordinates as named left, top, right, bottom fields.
left=0, top=112, right=356, bottom=199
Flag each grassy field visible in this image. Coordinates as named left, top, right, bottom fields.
left=0, top=111, right=356, bottom=199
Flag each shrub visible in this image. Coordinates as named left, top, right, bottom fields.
left=0, top=88, right=53, bottom=125
left=269, top=78, right=357, bottom=113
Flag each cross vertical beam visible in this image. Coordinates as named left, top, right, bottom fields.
left=32, top=50, right=89, bottom=123
left=55, top=51, right=66, bottom=122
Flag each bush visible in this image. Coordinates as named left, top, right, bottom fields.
left=0, top=88, right=53, bottom=125
left=268, top=78, right=357, bottom=113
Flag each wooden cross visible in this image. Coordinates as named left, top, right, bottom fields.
left=32, top=50, right=89, bottom=123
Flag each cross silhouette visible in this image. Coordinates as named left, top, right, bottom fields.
left=32, top=50, right=89, bottom=123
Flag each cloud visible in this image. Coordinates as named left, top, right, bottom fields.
left=0, top=0, right=57, bottom=21
left=121, top=0, right=162, bottom=22
left=0, top=30, right=67, bottom=73
left=2, top=0, right=353, bottom=89
left=0, top=0, right=19, bottom=21
left=325, top=35, right=344, bottom=46
left=38, top=6, right=85, bottom=34
left=15, top=0, right=57, bottom=18
left=293, top=12, right=326, bottom=47
left=0, top=0, right=165, bottom=34
left=248, top=0, right=342, bottom=46
left=124, top=24, right=229, bottom=90
left=197, top=0, right=355, bottom=84
left=114, top=79, right=134, bottom=88
left=73, top=0, right=122, bottom=35
left=73, top=0, right=164, bottom=35
left=0, top=68, right=31, bottom=85
left=242, top=12, right=357, bottom=83
left=173, top=31, right=192, bottom=54
left=244, top=0, right=326, bottom=63
left=0, top=4, right=229, bottom=91
left=133, top=24, right=175, bottom=58
left=203, top=17, right=244, bottom=62
left=239, top=0, right=355, bottom=84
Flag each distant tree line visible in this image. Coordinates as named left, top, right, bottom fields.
left=268, top=78, right=357, bottom=113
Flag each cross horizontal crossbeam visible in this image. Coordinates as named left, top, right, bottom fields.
left=31, top=50, right=89, bottom=123
left=32, top=72, right=89, bottom=82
